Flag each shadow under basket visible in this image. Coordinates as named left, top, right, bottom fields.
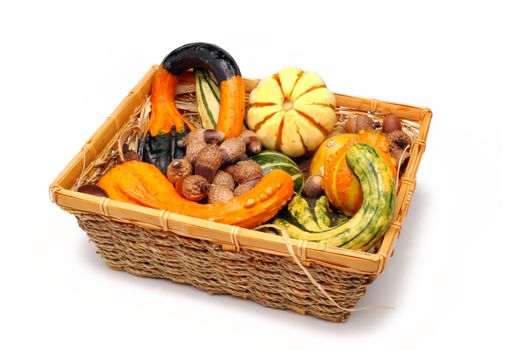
left=50, top=65, right=432, bottom=322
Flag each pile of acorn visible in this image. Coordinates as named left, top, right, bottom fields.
left=167, top=129, right=264, bottom=204
left=332, top=113, right=412, bottom=169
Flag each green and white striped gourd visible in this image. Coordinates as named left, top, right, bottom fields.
left=195, top=69, right=220, bottom=129
left=250, top=150, right=304, bottom=193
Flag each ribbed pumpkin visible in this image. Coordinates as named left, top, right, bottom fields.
left=323, top=130, right=397, bottom=216
left=246, top=67, right=337, bottom=158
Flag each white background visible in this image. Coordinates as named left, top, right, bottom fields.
left=1, top=1, right=523, bottom=349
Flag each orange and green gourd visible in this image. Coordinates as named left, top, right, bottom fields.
left=323, top=130, right=397, bottom=216
left=142, top=43, right=245, bottom=173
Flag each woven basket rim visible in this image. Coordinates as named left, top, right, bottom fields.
left=50, top=65, right=432, bottom=275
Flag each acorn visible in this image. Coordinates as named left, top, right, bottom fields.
left=212, top=170, right=235, bottom=191
left=232, top=160, right=263, bottom=184
left=166, top=158, right=193, bottom=184
left=387, top=130, right=412, bottom=151
left=343, top=114, right=375, bottom=133
left=222, top=164, right=237, bottom=177
left=302, top=175, right=324, bottom=198
left=185, top=139, right=207, bottom=165
left=382, top=114, right=402, bottom=134
left=246, top=138, right=262, bottom=155
left=77, top=184, right=108, bottom=197
left=121, top=144, right=139, bottom=162
left=239, top=130, right=262, bottom=155
left=181, top=128, right=225, bottom=147
left=219, top=137, right=246, bottom=164
left=203, top=129, right=226, bottom=144
left=179, top=129, right=204, bottom=148
left=327, top=125, right=346, bottom=137
left=208, top=184, right=235, bottom=204
left=181, top=175, right=210, bottom=201
left=239, top=129, right=257, bottom=142
left=194, top=144, right=222, bottom=183
left=234, top=178, right=260, bottom=196
left=387, top=130, right=412, bottom=172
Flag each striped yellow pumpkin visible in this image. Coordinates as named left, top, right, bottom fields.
left=246, top=67, right=337, bottom=157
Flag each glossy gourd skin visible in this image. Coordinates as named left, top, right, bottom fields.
left=323, top=130, right=397, bottom=216
left=277, top=195, right=348, bottom=232
left=142, top=43, right=245, bottom=174
left=98, top=161, right=293, bottom=229
left=273, top=143, right=397, bottom=251
left=309, top=133, right=355, bottom=177
left=250, top=150, right=304, bottom=194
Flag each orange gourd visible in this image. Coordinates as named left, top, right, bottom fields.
left=143, top=43, right=245, bottom=174
left=323, top=130, right=397, bottom=216
left=98, top=161, right=294, bottom=229
left=309, top=133, right=356, bottom=177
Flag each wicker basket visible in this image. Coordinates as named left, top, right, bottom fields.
left=50, top=65, right=432, bottom=322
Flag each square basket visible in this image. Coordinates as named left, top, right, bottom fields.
left=50, top=65, right=432, bottom=322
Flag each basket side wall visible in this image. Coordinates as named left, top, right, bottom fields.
left=78, top=213, right=374, bottom=322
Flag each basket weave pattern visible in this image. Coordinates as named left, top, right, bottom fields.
left=77, top=213, right=374, bottom=322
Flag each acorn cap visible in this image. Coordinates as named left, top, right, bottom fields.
left=181, top=129, right=225, bottom=148
left=219, top=137, right=246, bottom=164
left=387, top=130, right=412, bottom=173
left=327, top=125, right=346, bottom=137
left=343, top=114, right=375, bottom=134
left=182, top=129, right=205, bottom=147
left=166, top=158, right=193, bottom=184
left=387, top=130, right=412, bottom=151
left=181, top=175, right=210, bottom=201
left=232, top=160, right=263, bottom=184
left=207, top=184, right=235, bottom=204
left=233, top=178, right=260, bottom=196
left=239, top=130, right=258, bottom=143
left=212, top=170, right=235, bottom=191
left=194, top=144, right=222, bottom=183
left=185, top=139, right=207, bottom=165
